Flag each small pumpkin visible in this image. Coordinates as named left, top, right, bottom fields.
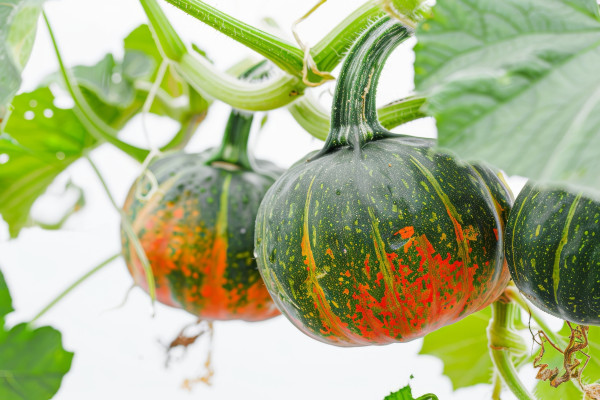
left=121, top=62, right=280, bottom=321
left=506, top=182, right=600, bottom=325
left=254, top=18, right=511, bottom=346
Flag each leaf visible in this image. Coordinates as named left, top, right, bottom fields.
left=123, top=24, right=185, bottom=99
left=0, top=0, right=46, bottom=115
left=0, top=266, right=73, bottom=399
left=384, top=384, right=438, bottom=400
left=0, top=87, right=96, bottom=237
left=0, top=323, right=73, bottom=400
left=0, top=269, right=13, bottom=320
left=419, top=307, right=493, bottom=390
left=414, top=0, right=600, bottom=193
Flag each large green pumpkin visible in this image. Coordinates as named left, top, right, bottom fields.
left=254, top=18, right=511, bottom=346
left=506, top=182, right=600, bottom=325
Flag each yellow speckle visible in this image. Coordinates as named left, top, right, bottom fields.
left=535, top=225, right=541, bottom=236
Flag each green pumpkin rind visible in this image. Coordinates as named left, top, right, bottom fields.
left=121, top=151, right=281, bottom=321
left=255, top=136, right=510, bottom=345
left=505, top=182, right=600, bottom=325
left=254, top=17, right=512, bottom=346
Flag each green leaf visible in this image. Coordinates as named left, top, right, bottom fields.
left=419, top=307, right=493, bottom=390
left=0, top=266, right=73, bottom=399
left=0, top=270, right=13, bottom=320
left=0, top=87, right=96, bottom=237
left=123, top=24, right=185, bottom=99
left=69, top=53, right=137, bottom=107
left=414, top=0, right=600, bottom=193
left=0, top=324, right=73, bottom=399
left=385, top=384, right=438, bottom=400
left=0, top=0, right=46, bottom=115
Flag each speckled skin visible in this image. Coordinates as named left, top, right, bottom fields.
left=506, top=182, right=600, bottom=325
left=255, top=137, right=512, bottom=346
left=121, top=152, right=280, bottom=321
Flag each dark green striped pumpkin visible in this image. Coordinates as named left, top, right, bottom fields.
left=255, top=139, right=512, bottom=345
left=254, top=17, right=512, bottom=346
left=506, top=182, right=600, bottom=325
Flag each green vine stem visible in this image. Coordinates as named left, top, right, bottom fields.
left=30, top=253, right=121, bottom=324
left=488, top=300, right=536, bottom=400
left=43, top=12, right=149, bottom=163
left=45, top=10, right=205, bottom=162
left=160, top=0, right=304, bottom=76
left=289, top=94, right=426, bottom=140
left=206, top=61, right=270, bottom=169
left=85, top=155, right=157, bottom=306
left=139, top=0, right=399, bottom=110
left=178, top=53, right=304, bottom=111
left=160, top=0, right=386, bottom=83
left=505, top=286, right=565, bottom=347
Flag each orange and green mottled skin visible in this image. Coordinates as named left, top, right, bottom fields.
left=506, top=182, right=600, bottom=325
left=121, top=152, right=280, bottom=321
left=255, top=139, right=511, bottom=346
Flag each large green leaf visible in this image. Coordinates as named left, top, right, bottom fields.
left=0, top=266, right=73, bottom=399
left=419, top=307, right=493, bottom=390
left=0, top=0, right=46, bottom=117
left=414, top=0, right=600, bottom=193
left=0, top=87, right=96, bottom=237
left=0, top=323, right=73, bottom=400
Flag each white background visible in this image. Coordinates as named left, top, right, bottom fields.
left=0, top=0, right=540, bottom=399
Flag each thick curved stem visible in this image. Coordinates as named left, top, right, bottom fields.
left=160, top=0, right=386, bottom=81
left=488, top=300, right=536, bottom=400
left=289, top=94, right=426, bottom=140
left=177, top=53, right=304, bottom=110
left=159, top=0, right=303, bottom=76
left=324, top=17, right=410, bottom=150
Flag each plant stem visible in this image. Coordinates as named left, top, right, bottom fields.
left=85, top=155, right=157, bottom=305
left=30, top=253, right=121, bottom=324
left=505, top=286, right=564, bottom=347
left=488, top=300, right=536, bottom=400
left=160, top=0, right=386, bottom=81
left=312, top=1, right=387, bottom=72
left=324, top=17, right=410, bottom=150
left=160, top=0, right=304, bottom=76
left=139, top=0, right=306, bottom=110
left=43, top=12, right=149, bottom=163
left=177, top=53, right=304, bottom=110
left=492, top=372, right=503, bottom=400
left=289, top=94, right=426, bottom=140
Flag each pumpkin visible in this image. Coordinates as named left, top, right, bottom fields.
left=121, top=62, right=280, bottom=321
left=254, top=18, right=511, bottom=346
left=505, top=182, right=600, bottom=325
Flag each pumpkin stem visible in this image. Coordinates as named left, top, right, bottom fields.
left=487, top=300, right=535, bottom=400
left=207, top=61, right=271, bottom=169
left=322, top=17, right=410, bottom=152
